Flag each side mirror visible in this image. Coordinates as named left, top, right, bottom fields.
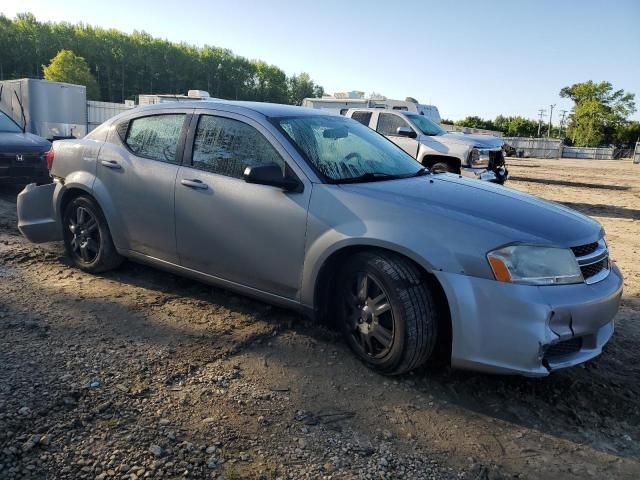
left=396, top=126, right=417, bottom=138
left=243, top=164, right=301, bottom=192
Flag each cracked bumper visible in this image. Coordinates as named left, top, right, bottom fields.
left=434, top=264, right=623, bottom=376
left=461, top=166, right=508, bottom=184
left=17, top=182, right=63, bottom=243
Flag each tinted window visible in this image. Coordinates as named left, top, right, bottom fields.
left=125, top=114, right=185, bottom=163
left=192, top=115, right=284, bottom=178
left=350, top=111, right=372, bottom=127
left=376, top=113, right=411, bottom=136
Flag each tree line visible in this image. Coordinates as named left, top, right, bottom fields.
left=0, top=13, right=324, bottom=105
left=442, top=81, right=638, bottom=147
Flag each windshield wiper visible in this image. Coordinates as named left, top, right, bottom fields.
left=411, top=168, right=429, bottom=177
left=332, top=172, right=404, bottom=184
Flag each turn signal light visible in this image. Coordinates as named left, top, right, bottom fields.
left=488, top=256, right=513, bottom=283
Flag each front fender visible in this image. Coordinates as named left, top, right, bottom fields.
left=300, top=234, right=448, bottom=308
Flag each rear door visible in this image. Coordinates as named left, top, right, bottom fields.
left=174, top=110, right=311, bottom=299
left=96, top=110, right=190, bottom=263
left=376, top=112, right=419, bottom=157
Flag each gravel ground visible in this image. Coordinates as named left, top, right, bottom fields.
left=0, top=158, right=639, bottom=480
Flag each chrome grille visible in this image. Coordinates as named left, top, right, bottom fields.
left=571, top=239, right=610, bottom=284
left=488, top=150, right=505, bottom=169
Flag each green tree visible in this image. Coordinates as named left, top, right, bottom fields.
left=614, top=121, right=640, bottom=146
left=455, top=116, right=498, bottom=131
left=560, top=81, right=636, bottom=146
left=0, top=13, right=324, bottom=105
left=288, top=72, right=323, bottom=105
left=43, top=49, right=100, bottom=99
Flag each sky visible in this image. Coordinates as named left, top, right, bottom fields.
left=2, top=0, right=639, bottom=121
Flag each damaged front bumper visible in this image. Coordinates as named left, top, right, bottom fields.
left=434, top=264, right=623, bottom=377
left=461, top=166, right=508, bottom=184
left=17, top=182, right=64, bottom=243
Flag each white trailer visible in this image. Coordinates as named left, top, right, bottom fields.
left=0, top=78, right=87, bottom=140
left=302, top=96, right=441, bottom=123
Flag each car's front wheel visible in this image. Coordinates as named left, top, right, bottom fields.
left=429, top=161, right=453, bottom=174
left=338, top=251, right=438, bottom=375
left=62, top=195, right=123, bottom=273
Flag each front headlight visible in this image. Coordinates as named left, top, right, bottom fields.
left=469, top=148, right=489, bottom=167
left=487, top=245, right=583, bottom=285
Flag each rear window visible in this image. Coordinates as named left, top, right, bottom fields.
left=350, top=111, right=372, bottom=127
left=124, top=114, right=185, bottom=164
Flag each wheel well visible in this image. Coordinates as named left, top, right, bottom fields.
left=421, top=155, right=461, bottom=174
left=314, top=246, right=452, bottom=364
left=59, top=187, right=92, bottom=218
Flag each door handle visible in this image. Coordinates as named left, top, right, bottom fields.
left=101, top=160, right=121, bottom=169
left=181, top=179, right=208, bottom=190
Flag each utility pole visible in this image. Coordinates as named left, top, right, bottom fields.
left=547, top=104, right=556, bottom=138
left=558, top=110, right=568, bottom=137
left=537, top=108, right=546, bottom=137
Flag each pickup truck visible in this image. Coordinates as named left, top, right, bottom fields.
left=345, top=108, right=508, bottom=184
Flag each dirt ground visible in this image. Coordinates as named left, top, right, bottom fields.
left=0, top=158, right=639, bottom=480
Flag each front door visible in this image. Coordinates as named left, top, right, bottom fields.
left=376, top=112, right=419, bottom=157
left=174, top=111, right=310, bottom=300
left=96, top=111, right=189, bottom=263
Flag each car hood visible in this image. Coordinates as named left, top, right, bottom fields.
left=340, top=174, right=602, bottom=247
left=426, top=133, right=503, bottom=149
left=0, top=132, right=51, bottom=153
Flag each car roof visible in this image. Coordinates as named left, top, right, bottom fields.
left=132, top=100, right=330, bottom=119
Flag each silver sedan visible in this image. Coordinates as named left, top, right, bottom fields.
left=17, top=101, right=623, bottom=376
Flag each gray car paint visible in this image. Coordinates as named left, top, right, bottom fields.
left=16, top=100, right=623, bottom=376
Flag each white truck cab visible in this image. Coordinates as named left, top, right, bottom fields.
left=345, top=108, right=508, bottom=184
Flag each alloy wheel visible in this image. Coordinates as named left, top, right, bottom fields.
left=68, top=206, right=101, bottom=264
left=344, top=272, right=395, bottom=358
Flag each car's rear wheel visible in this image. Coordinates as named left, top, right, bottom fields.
left=62, top=195, right=123, bottom=273
left=337, top=251, right=437, bottom=375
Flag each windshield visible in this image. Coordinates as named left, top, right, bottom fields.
left=0, top=111, right=22, bottom=133
left=405, top=113, right=446, bottom=136
left=273, top=115, right=423, bottom=182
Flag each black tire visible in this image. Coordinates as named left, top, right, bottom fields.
left=429, top=161, right=453, bottom=174
left=337, top=251, right=438, bottom=375
left=62, top=195, right=123, bottom=273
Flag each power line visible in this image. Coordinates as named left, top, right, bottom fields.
left=537, top=108, right=546, bottom=137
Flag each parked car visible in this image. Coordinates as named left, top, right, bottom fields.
left=17, top=101, right=622, bottom=376
left=0, top=110, right=51, bottom=185
left=345, top=108, right=508, bottom=184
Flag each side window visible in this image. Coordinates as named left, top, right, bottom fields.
left=339, top=108, right=348, bottom=116
left=192, top=115, right=285, bottom=179
left=125, top=114, right=185, bottom=163
left=377, top=113, right=411, bottom=136
left=350, top=111, right=372, bottom=127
